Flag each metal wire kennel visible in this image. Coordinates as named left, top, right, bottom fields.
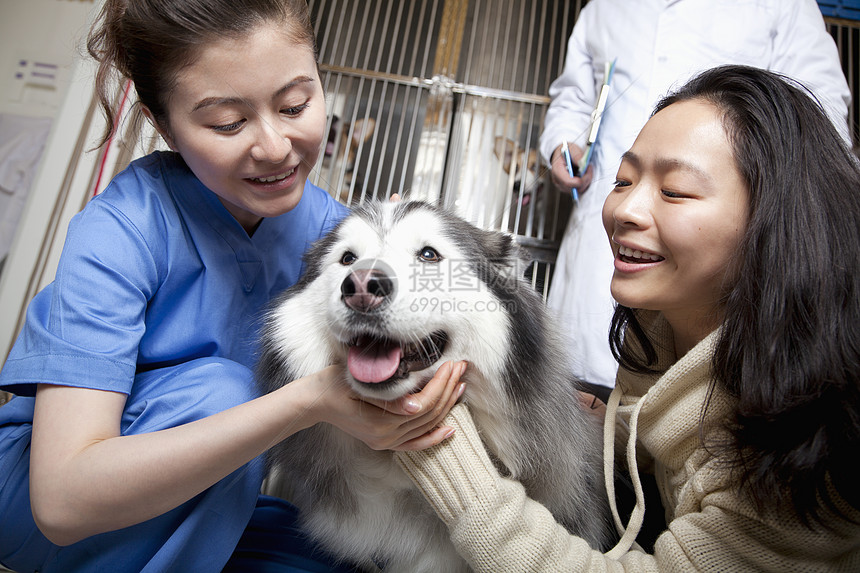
left=307, top=0, right=586, bottom=299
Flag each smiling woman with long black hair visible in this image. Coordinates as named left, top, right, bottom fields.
left=396, top=65, right=860, bottom=571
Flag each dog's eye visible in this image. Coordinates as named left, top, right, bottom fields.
left=340, top=251, right=357, bottom=265
left=417, top=246, right=441, bottom=262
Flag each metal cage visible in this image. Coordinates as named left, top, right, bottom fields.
left=307, top=0, right=588, bottom=299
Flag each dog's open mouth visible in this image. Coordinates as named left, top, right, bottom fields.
left=347, top=331, right=448, bottom=384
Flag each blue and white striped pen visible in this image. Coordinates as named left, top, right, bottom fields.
left=561, top=139, right=579, bottom=202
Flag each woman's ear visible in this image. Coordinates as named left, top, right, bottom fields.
left=141, top=105, right=176, bottom=151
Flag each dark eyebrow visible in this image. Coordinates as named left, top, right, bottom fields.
left=621, top=150, right=711, bottom=180
left=191, top=75, right=317, bottom=113
left=620, top=150, right=641, bottom=168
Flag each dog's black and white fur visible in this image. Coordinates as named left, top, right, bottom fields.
left=258, top=201, right=610, bottom=572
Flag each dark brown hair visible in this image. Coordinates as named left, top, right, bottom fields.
left=86, top=0, right=316, bottom=147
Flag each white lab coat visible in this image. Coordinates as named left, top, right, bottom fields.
left=540, top=0, right=851, bottom=388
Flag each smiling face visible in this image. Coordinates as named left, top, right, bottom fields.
left=602, top=99, right=749, bottom=352
left=150, top=21, right=326, bottom=233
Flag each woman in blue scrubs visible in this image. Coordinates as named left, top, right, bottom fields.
left=0, top=1, right=464, bottom=571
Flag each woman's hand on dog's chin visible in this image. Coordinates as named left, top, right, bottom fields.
left=300, top=360, right=467, bottom=451
left=379, top=360, right=468, bottom=451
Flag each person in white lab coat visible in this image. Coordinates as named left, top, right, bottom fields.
left=539, top=0, right=851, bottom=392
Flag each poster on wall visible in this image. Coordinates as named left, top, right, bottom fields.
left=0, top=113, right=52, bottom=277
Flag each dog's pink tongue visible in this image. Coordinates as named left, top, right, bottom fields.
left=348, top=342, right=402, bottom=383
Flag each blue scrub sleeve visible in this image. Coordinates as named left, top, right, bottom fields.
left=1, top=199, right=162, bottom=396
left=0, top=358, right=262, bottom=573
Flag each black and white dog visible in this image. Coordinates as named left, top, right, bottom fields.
left=258, top=201, right=610, bottom=572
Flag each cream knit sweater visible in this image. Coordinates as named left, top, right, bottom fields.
left=396, top=313, right=860, bottom=571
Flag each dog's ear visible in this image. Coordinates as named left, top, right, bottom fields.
left=477, top=226, right=527, bottom=269
left=487, top=229, right=518, bottom=262
left=350, top=118, right=376, bottom=145
left=526, top=149, right=540, bottom=173
left=477, top=229, right=531, bottom=296
left=494, top=136, right=516, bottom=174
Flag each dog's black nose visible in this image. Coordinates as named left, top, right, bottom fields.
left=342, top=269, right=394, bottom=312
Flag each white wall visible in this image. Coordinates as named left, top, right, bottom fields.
left=0, top=0, right=104, bottom=362
left=0, top=0, right=95, bottom=118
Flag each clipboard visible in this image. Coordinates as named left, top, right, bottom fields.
left=578, top=58, right=616, bottom=174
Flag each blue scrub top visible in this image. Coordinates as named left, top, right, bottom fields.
left=0, top=150, right=348, bottom=397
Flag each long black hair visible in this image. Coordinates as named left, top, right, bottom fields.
left=86, top=0, right=316, bottom=148
left=609, top=65, right=860, bottom=525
